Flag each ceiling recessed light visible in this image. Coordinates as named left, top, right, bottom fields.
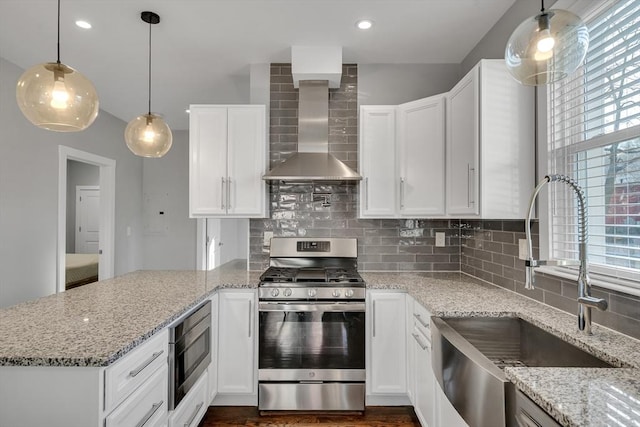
left=185, top=109, right=190, bottom=114
left=75, top=20, right=92, bottom=29
left=356, top=19, right=373, bottom=30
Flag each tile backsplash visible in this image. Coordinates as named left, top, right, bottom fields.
left=249, top=63, right=640, bottom=339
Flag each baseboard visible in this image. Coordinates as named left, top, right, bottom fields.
left=211, top=393, right=258, bottom=406
left=366, top=394, right=412, bottom=406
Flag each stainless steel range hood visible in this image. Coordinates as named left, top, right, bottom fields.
left=263, top=48, right=362, bottom=182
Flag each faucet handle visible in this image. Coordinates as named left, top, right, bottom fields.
left=578, top=295, right=608, bottom=311
left=525, top=259, right=581, bottom=267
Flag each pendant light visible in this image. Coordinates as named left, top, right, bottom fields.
left=16, top=0, right=99, bottom=132
left=505, top=0, right=589, bottom=86
left=125, top=11, right=172, bottom=158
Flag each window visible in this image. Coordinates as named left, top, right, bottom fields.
left=547, top=0, right=640, bottom=287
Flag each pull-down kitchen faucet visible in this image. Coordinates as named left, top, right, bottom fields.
left=525, top=174, right=608, bottom=334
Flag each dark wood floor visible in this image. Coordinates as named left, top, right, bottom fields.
left=198, top=406, right=421, bottom=427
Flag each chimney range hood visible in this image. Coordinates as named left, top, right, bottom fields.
left=262, top=47, right=362, bottom=182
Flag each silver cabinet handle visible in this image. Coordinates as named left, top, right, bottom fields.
left=364, top=177, right=369, bottom=211
left=467, top=164, right=471, bottom=207
left=184, top=402, right=204, bottom=427
left=135, top=401, right=163, bottom=427
left=414, top=313, right=429, bottom=329
left=412, top=333, right=429, bottom=351
left=227, top=176, right=232, bottom=210
left=400, top=177, right=405, bottom=209
left=372, top=300, right=376, bottom=337
left=221, top=177, right=226, bottom=210
left=129, top=350, right=164, bottom=378
left=248, top=299, right=252, bottom=338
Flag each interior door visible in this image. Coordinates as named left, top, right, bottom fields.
left=75, top=186, right=100, bottom=253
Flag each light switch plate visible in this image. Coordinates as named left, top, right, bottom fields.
left=264, top=231, right=274, bottom=247
left=519, top=239, right=528, bottom=260
left=435, top=232, right=445, bottom=247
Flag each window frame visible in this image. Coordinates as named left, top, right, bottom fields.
left=537, top=0, right=640, bottom=297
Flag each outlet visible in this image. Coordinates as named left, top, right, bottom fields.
left=519, top=239, right=528, bottom=260
left=263, top=231, right=274, bottom=247
left=435, top=232, right=445, bottom=247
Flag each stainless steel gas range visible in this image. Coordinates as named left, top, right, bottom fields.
left=258, top=237, right=366, bottom=412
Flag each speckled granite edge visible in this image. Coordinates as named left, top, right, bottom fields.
left=505, top=368, right=640, bottom=427
left=0, top=263, right=260, bottom=367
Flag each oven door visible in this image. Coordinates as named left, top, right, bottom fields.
left=258, top=301, right=365, bottom=382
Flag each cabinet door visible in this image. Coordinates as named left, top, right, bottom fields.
left=398, top=95, right=446, bottom=216
left=359, top=106, right=397, bottom=218
left=367, top=291, right=407, bottom=395
left=217, top=290, right=256, bottom=394
left=227, top=106, right=267, bottom=217
left=446, top=67, right=479, bottom=216
left=189, top=106, right=229, bottom=217
left=208, top=293, right=219, bottom=404
left=413, top=327, right=435, bottom=427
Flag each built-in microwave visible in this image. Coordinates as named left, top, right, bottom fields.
left=168, top=300, right=211, bottom=410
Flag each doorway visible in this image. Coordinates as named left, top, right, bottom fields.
left=57, top=146, right=116, bottom=292
left=196, top=218, right=249, bottom=270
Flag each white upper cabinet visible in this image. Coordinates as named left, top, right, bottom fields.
left=359, top=106, right=397, bottom=218
left=189, top=105, right=267, bottom=218
left=359, top=94, right=445, bottom=218
left=446, top=59, right=534, bottom=219
left=397, top=95, right=446, bottom=216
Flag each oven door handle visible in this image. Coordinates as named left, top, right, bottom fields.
left=258, top=302, right=365, bottom=312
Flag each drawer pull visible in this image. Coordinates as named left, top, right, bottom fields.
left=135, top=401, right=163, bottom=427
left=129, top=350, right=164, bottom=378
left=413, top=313, right=429, bottom=328
left=184, top=402, right=204, bottom=427
left=412, top=333, right=429, bottom=351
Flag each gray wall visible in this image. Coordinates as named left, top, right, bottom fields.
left=141, top=130, right=197, bottom=270
left=358, top=63, right=461, bottom=105
left=66, top=160, right=100, bottom=253
left=461, top=0, right=558, bottom=75
left=0, top=57, right=144, bottom=308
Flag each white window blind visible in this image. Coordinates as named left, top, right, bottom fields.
left=548, top=0, right=640, bottom=284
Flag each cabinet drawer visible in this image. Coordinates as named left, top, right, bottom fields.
left=412, top=302, right=431, bottom=340
left=170, top=369, right=208, bottom=427
left=105, top=329, right=169, bottom=412
left=106, top=364, right=168, bottom=427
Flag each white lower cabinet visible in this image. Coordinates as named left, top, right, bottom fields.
left=169, top=369, right=209, bottom=427
left=213, top=289, right=257, bottom=405
left=366, top=291, right=409, bottom=405
left=106, top=364, right=168, bottom=427
left=208, top=292, right=219, bottom=404
left=410, top=301, right=436, bottom=427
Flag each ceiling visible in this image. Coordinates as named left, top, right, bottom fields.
left=0, top=0, right=517, bottom=130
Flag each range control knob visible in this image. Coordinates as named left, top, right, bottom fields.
left=332, top=289, right=341, bottom=298
left=345, top=289, right=354, bottom=298
left=283, top=288, right=292, bottom=297
left=308, top=288, right=317, bottom=298
left=270, top=288, right=280, bottom=298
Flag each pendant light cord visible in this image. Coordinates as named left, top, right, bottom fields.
left=147, top=19, right=152, bottom=115
left=540, top=0, right=545, bottom=13
left=56, top=0, right=61, bottom=64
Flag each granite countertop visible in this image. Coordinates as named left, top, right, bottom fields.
left=1, top=263, right=638, bottom=426
left=0, top=260, right=259, bottom=367
left=363, top=271, right=640, bottom=427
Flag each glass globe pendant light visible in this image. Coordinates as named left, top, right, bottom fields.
left=125, top=11, right=172, bottom=158
left=505, top=0, right=589, bottom=86
left=16, top=0, right=99, bottom=131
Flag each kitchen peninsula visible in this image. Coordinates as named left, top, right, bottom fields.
left=0, top=260, right=639, bottom=427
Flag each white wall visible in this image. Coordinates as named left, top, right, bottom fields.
left=141, top=130, right=197, bottom=270
left=0, top=57, right=145, bottom=308
left=66, top=160, right=100, bottom=253
left=358, top=63, right=461, bottom=105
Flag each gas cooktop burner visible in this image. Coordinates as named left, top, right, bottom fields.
left=259, top=266, right=364, bottom=286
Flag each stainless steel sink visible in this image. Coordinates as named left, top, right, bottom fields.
left=431, top=316, right=615, bottom=427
